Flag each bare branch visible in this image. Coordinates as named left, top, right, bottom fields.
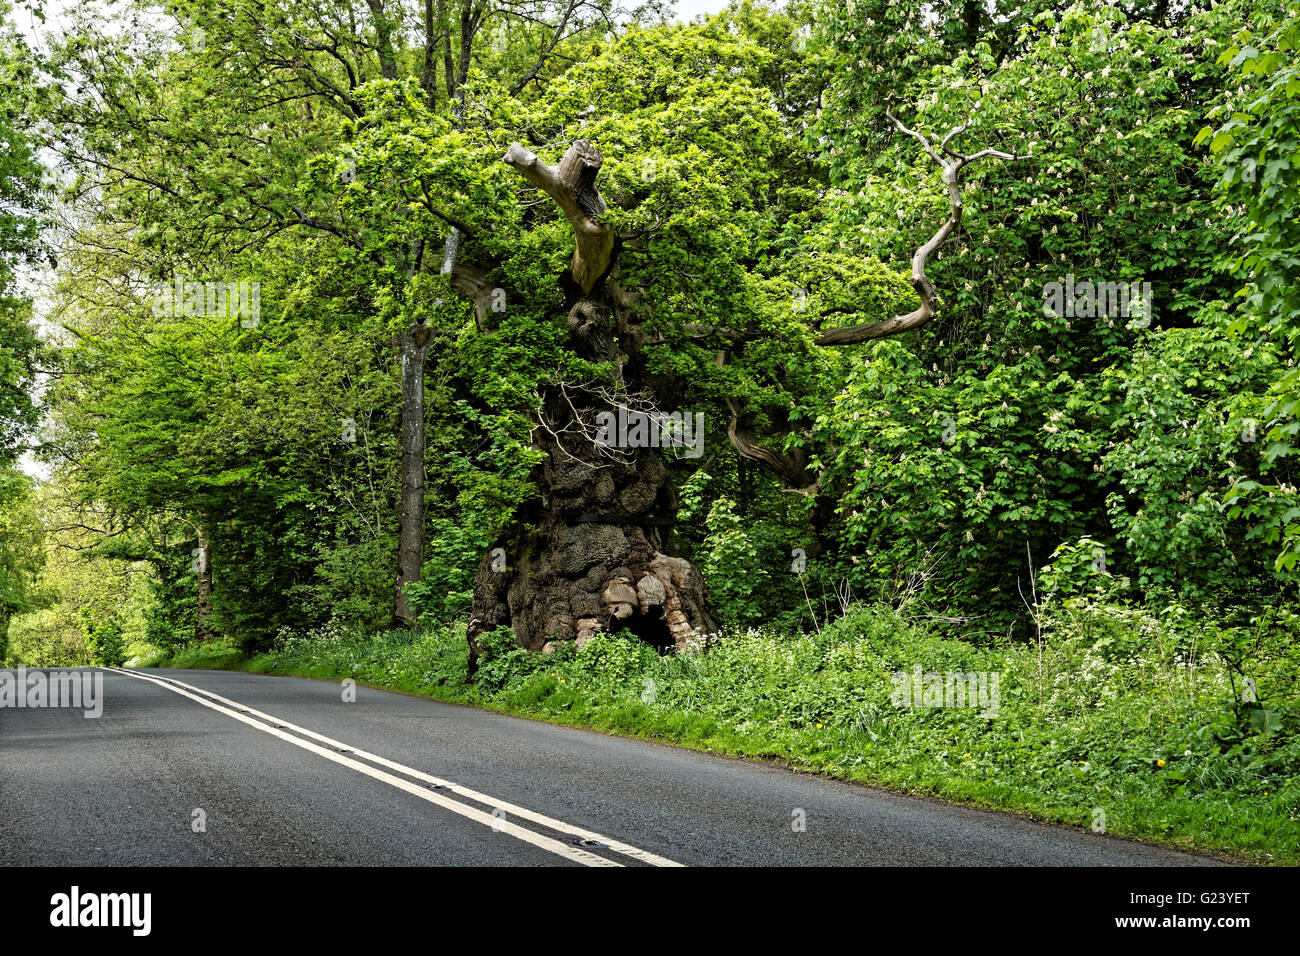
left=816, top=113, right=1026, bottom=346
left=502, top=139, right=615, bottom=295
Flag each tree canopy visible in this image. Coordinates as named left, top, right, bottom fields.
left=0, top=0, right=1296, bottom=665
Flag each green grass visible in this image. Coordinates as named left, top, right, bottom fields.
left=150, top=604, right=1300, bottom=865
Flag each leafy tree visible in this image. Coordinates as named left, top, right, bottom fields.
left=17, top=0, right=1299, bottom=667
left=1202, top=6, right=1300, bottom=573
left=0, top=0, right=47, bottom=656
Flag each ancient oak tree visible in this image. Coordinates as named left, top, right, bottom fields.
left=455, top=112, right=1023, bottom=667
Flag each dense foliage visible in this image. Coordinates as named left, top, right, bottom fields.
left=0, top=0, right=47, bottom=657
left=2, top=0, right=1297, bottom=857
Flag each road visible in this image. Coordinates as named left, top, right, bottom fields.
left=0, top=667, right=1225, bottom=866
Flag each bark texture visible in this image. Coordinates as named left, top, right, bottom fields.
left=394, top=321, right=432, bottom=627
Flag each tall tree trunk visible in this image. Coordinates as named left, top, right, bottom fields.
left=465, top=139, right=717, bottom=669
left=365, top=0, right=400, bottom=80
left=394, top=322, right=432, bottom=627
left=391, top=227, right=458, bottom=630
left=194, top=524, right=215, bottom=642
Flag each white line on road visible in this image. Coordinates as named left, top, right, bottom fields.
left=107, top=667, right=683, bottom=867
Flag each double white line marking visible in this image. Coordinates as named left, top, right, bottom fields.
left=107, top=667, right=681, bottom=867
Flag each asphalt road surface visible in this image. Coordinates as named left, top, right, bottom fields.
left=1, top=667, right=1226, bottom=866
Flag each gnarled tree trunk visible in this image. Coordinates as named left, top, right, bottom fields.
left=464, top=139, right=717, bottom=669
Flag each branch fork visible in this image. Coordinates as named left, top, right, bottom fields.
left=815, top=111, right=1028, bottom=346
left=502, top=139, right=616, bottom=295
